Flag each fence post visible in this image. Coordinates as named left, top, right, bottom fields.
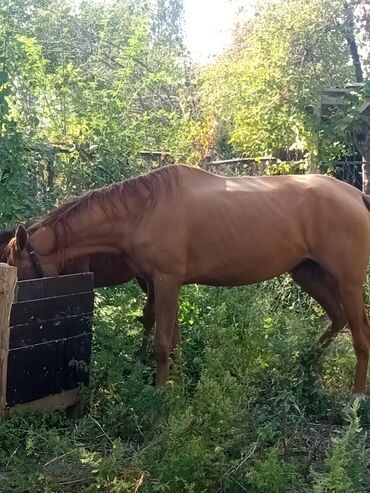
left=0, top=263, right=17, bottom=411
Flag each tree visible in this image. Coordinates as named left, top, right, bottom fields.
left=0, top=0, right=200, bottom=224
left=200, top=0, right=364, bottom=166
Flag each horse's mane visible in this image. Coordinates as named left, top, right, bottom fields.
left=0, top=229, right=15, bottom=245
left=28, top=165, right=180, bottom=244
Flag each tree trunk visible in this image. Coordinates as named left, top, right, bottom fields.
left=344, top=2, right=364, bottom=83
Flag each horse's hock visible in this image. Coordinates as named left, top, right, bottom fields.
left=0, top=263, right=94, bottom=416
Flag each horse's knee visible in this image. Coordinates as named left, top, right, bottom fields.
left=362, top=321, right=370, bottom=344
left=355, top=340, right=370, bottom=353
left=154, top=339, right=171, bottom=363
left=352, top=334, right=370, bottom=359
left=154, top=338, right=172, bottom=386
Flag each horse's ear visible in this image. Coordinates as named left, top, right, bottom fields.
left=15, top=225, right=28, bottom=252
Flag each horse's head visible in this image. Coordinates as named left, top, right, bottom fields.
left=5, top=225, right=59, bottom=280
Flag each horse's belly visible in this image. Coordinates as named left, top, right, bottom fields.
left=184, top=254, right=305, bottom=286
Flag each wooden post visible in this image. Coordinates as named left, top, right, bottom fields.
left=358, top=135, right=370, bottom=194
left=354, top=126, right=370, bottom=194
left=362, top=159, right=370, bottom=194
left=310, top=98, right=322, bottom=174
left=0, top=263, right=17, bottom=410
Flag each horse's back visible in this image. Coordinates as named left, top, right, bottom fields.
left=165, top=167, right=370, bottom=285
left=177, top=165, right=358, bottom=197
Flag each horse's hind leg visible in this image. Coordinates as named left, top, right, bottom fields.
left=338, top=286, right=370, bottom=394
left=290, top=260, right=346, bottom=348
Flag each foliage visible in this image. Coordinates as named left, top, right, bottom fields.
left=200, top=0, right=365, bottom=161
left=1, top=0, right=370, bottom=491
left=317, top=79, right=370, bottom=168
left=313, top=399, right=370, bottom=493
left=0, top=278, right=369, bottom=493
left=1, top=0, right=369, bottom=226
left=0, top=0, right=200, bottom=225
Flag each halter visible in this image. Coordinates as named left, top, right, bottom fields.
left=26, top=244, right=44, bottom=278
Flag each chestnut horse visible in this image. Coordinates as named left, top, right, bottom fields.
left=4, top=165, right=370, bottom=392
left=0, top=229, right=155, bottom=357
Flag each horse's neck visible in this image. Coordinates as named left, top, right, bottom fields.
left=30, top=226, right=57, bottom=255
left=31, top=206, right=128, bottom=261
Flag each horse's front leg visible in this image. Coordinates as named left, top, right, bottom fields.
left=153, top=275, right=180, bottom=386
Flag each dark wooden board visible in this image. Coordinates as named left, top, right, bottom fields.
left=15, top=273, right=94, bottom=302
left=64, top=333, right=92, bottom=391
left=6, top=333, right=92, bottom=406
left=9, top=314, right=92, bottom=349
left=4, top=272, right=94, bottom=409
left=10, top=292, right=94, bottom=326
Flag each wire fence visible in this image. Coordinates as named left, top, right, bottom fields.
left=329, top=160, right=362, bottom=190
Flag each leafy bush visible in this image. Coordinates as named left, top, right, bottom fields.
left=313, top=399, right=370, bottom=493
left=0, top=277, right=369, bottom=493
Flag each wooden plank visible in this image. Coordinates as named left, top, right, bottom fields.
left=321, top=94, right=349, bottom=107
left=9, top=313, right=92, bottom=349
left=10, top=291, right=94, bottom=326
left=6, top=340, right=65, bottom=405
left=15, top=272, right=94, bottom=302
left=10, top=318, right=69, bottom=349
left=6, top=333, right=91, bottom=406
left=0, top=264, right=17, bottom=411
left=3, top=388, right=80, bottom=414
left=334, top=161, right=363, bottom=166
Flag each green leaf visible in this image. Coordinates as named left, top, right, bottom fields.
left=0, top=71, right=9, bottom=83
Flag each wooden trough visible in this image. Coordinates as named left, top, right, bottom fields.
left=0, top=264, right=94, bottom=415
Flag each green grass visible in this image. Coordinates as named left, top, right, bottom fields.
left=0, top=277, right=369, bottom=492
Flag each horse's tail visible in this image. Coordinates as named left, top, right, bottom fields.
left=363, top=194, right=370, bottom=212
